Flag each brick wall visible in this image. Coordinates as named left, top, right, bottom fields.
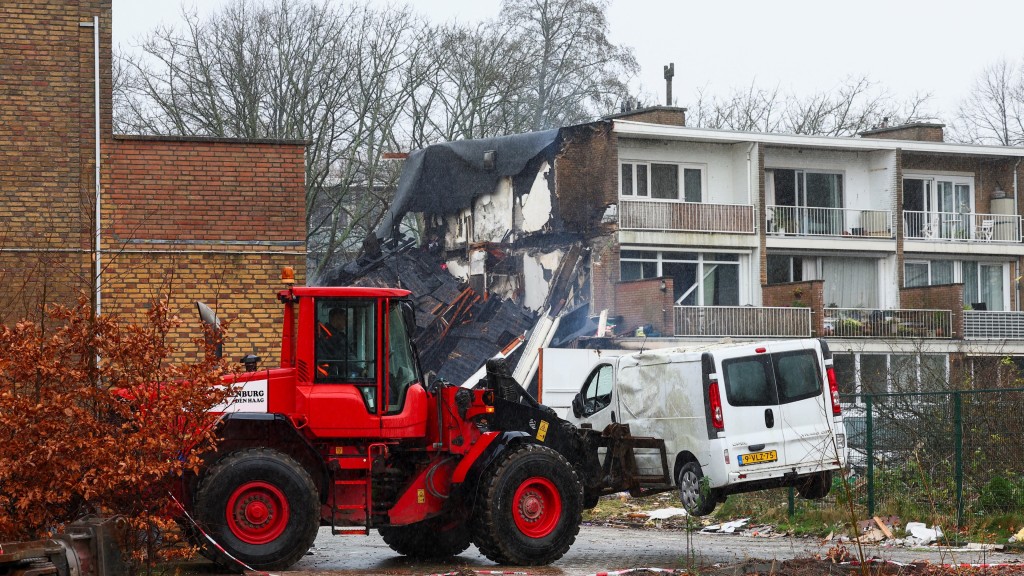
left=555, top=123, right=618, bottom=233
left=589, top=238, right=619, bottom=320
left=603, top=106, right=687, bottom=127
left=762, top=280, right=825, bottom=336
left=613, top=278, right=675, bottom=336
left=105, top=136, right=307, bottom=363
left=860, top=123, right=945, bottom=142
left=2, top=2, right=308, bottom=366
left=899, top=284, right=964, bottom=338
left=0, top=0, right=112, bottom=320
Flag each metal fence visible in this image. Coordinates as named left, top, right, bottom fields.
left=728, top=388, right=1024, bottom=528
left=673, top=305, right=811, bottom=337
left=840, top=388, right=1024, bottom=527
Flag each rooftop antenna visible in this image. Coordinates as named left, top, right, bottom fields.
left=664, top=63, right=675, bottom=106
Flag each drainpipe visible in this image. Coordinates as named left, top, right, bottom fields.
left=1015, top=159, right=1021, bottom=310
left=79, top=17, right=102, bottom=318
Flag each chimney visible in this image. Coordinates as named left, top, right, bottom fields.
left=664, top=63, right=675, bottom=106
left=860, top=121, right=945, bottom=142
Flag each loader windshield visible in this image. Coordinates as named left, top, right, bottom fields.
left=385, top=299, right=420, bottom=414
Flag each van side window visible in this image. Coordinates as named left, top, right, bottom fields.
left=722, top=356, right=778, bottom=406
left=581, top=364, right=614, bottom=416
left=773, top=350, right=822, bottom=404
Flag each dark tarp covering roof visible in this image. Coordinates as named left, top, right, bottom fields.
left=375, top=129, right=561, bottom=240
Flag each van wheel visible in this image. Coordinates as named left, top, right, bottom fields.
left=796, top=470, right=833, bottom=500
left=677, top=462, right=716, bottom=516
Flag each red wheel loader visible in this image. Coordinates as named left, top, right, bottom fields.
left=177, top=269, right=670, bottom=571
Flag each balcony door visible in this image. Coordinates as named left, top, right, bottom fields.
left=770, top=169, right=844, bottom=235
left=904, top=177, right=972, bottom=239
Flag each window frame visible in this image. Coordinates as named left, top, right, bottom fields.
left=619, top=249, right=743, bottom=306
left=619, top=161, right=705, bottom=203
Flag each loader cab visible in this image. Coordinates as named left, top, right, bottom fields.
left=280, top=286, right=428, bottom=439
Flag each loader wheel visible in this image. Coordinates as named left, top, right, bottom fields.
left=796, top=470, right=833, bottom=500
left=471, top=443, right=582, bottom=565
left=677, top=462, right=716, bottom=516
left=193, top=448, right=319, bottom=571
left=378, top=517, right=471, bottom=559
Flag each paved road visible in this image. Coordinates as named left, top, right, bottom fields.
left=271, top=524, right=1021, bottom=575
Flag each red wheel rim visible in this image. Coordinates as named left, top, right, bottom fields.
left=226, top=481, right=290, bottom=545
left=512, top=476, right=561, bottom=538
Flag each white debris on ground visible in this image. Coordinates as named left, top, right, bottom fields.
left=904, top=522, right=944, bottom=546
left=643, top=507, right=689, bottom=520
left=700, top=518, right=749, bottom=534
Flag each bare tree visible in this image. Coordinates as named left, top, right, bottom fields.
left=949, top=58, right=1024, bottom=145
left=407, top=22, right=535, bottom=144
left=687, top=75, right=932, bottom=137
left=499, top=0, right=638, bottom=131
left=115, top=0, right=435, bottom=281
left=687, top=82, right=785, bottom=133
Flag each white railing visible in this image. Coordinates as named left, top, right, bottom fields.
left=766, top=205, right=892, bottom=238
left=619, top=200, right=756, bottom=233
left=903, top=210, right=1021, bottom=243
left=824, top=308, right=951, bottom=339
left=674, top=306, right=811, bottom=337
left=964, top=311, right=1024, bottom=340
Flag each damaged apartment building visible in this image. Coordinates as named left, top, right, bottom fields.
left=343, top=106, right=1024, bottom=401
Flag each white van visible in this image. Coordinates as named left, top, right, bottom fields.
left=565, top=339, right=845, bottom=515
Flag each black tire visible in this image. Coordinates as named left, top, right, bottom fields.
left=471, top=443, right=583, bottom=565
left=796, top=470, right=833, bottom=500
left=193, top=448, right=320, bottom=571
left=378, top=517, right=471, bottom=559
left=677, top=461, right=716, bottom=516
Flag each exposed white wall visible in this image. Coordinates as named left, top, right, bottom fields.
left=522, top=249, right=564, bottom=311
left=617, top=138, right=747, bottom=204
left=515, top=161, right=552, bottom=234
left=473, top=177, right=514, bottom=242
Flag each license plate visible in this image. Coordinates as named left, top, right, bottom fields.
left=738, top=450, right=777, bottom=466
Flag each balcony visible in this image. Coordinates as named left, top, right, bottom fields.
left=903, top=210, right=1021, bottom=243
left=824, top=308, right=952, bottom=339
left=766, top=205, right=892, bottom=238
left=674, top=306, right=811, bottom=337
left=619, top=200, right=755, bottom=233
left=964, top=311, right=1024, bottom=339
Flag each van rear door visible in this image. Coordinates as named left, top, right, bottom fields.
left=718, top=347, right=787, bottom=469
left=769, top=340, right=838, bottom=468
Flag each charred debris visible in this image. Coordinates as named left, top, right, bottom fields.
left=330, top=126, right=617, bottom=392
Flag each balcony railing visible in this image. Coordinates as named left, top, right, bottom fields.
left=964, top=311, right=1024, bottom=339
left=766, top=205, right=892, bottom=238
left=674, top=306, right=811, bottom=337
left=824, top=308, right=952, bottom=339
left=903, top=210, right=1022, bottom=243
left=619, top=200, right=755, bottom=233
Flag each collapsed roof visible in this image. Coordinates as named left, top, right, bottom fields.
left=374, top=129, right=562, bottom=241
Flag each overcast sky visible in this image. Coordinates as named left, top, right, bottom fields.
left=112, top=0, right=1024, bottom=123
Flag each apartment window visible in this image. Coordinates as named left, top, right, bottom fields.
left=904, top=260, right=1005, bottom=310
left=620, top=250, right=740, bottom=306
left=835, top=353, right=949, bottom=404
left=767, top=255, right=803, bottom=284
left=904, top=260, right=954, bottom=287
left=963, top=261, right=1005, bottom=311
left=620, top=162, right=703, bottom=202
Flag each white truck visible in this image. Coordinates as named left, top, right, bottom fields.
left=555, top=339, right=846, bottom=515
